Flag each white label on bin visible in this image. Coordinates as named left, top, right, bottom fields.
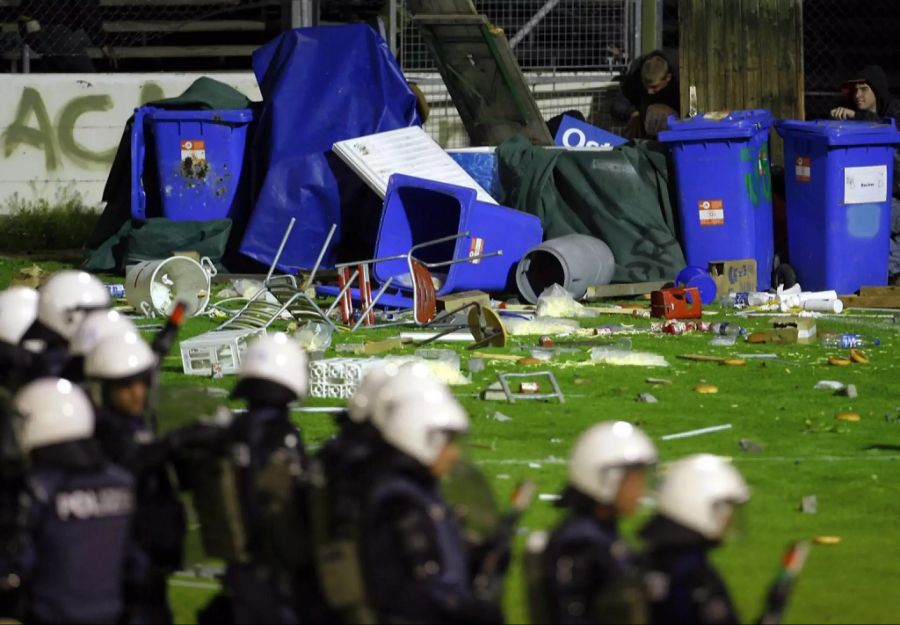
left=844, top=165, right=887, bottom=204
left=795, top=157, right=811, bottom=182
left=698, top=199, right=724, bottom=226
left=181, top=140, right=207, bottom=163
left=469, top=237, right=485, bottom=264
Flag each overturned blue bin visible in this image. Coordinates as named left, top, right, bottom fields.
left=776, top=119, right=900, bottom=293
left=373, top=174, right=543, bottom=295
left=131, top=106, right=254, bottom=222
left=659, top=110, right=775, bottom=291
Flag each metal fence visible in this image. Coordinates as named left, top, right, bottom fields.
left=803, top=0, right=900, bottom=120
left=0, top=0, right=282, bottom=72
left=397, top=0, right=640, bottom=147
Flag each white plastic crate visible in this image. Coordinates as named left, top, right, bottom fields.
left=179, top=329, right=261, bottom=376
left=309, top=357, right=384, bottom=399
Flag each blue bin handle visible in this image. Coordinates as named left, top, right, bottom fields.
left=131, top=106, right=149, bottom=221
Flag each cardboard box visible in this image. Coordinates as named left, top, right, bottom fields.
left=771, top=317, right=817, bottom=345
left=437, top=290, right=491, bottom=313
left=708, top=259, right=757, bottom=296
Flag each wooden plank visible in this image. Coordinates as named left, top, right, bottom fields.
left=705, top=0, right=724, bottom=110
left=742, top=0, right=761, bottom=109
left=723, top=0, right=744, bottom=110
left=859, top=286, right=900, bottom=296
left=839, top=295, right=900, bottom=309
left=103, top=20, right=267, bottom=33
left=585, top=281, right=669, bottom=299
left=677, top=0, right=693, bottom=115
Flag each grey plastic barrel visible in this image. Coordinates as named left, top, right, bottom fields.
left=515, top=234, right=616, bottom=304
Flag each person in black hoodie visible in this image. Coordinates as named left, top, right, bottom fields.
left=640, top=454, right=749, bottom=625
left=831, top=65, right=900, bottom=282
left=611, top=49, right=680, bottom=139
left=527, top=421, right=657, bottom=625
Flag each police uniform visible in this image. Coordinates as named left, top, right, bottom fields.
left=21, top=439, right=136, bottom=625
left=19, top=321, right=71, bottom=382
left=95, top=406, right=186, bottom=625
left=538, top=489, right=646, bottom=625
left=0, top=341, right=32, bottom=391
left=360, top=443, right=504, bottom=625
left=223, top=403, right=310, bottom=625
left=640, top=515, right=739, bottom=625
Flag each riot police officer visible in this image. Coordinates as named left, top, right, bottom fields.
left=194, top=332, right=313, bottom=624
left=526, top=421, right=657, bottom=624
left=21, top=270, right=111, bottom=380
left=13, top=377, right=136, bottom=624
left=359, top=364, right=504, bottom=624
left=85, top=332, right=185, bottom=625
left=0, top=287, right=39, bottom=390
left=640, top=454, right=749, bottom=625
left=65, top=308, right=138, bottom=383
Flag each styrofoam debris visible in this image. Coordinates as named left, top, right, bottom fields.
left=535, top=284, right=598, bottom=318
left=491, top=411, right=512, bottom=422
left=814, top=380, right=846, bottom=391
left=504, top=316, right=580, bottom=336
left=638, top=393, right=659, bottom=403
left=539, top=494, right=562, bottom=502
left=591, top=347, right=669, bottom=367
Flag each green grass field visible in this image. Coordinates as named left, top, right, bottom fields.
left=3, top=256, right=900, bottom=624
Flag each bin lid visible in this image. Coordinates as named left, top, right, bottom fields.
left=658, top=109, right=774, bottom=142
left=141, top=107, right=254, bottom=124
left=775, top=119, right=900, bottom=146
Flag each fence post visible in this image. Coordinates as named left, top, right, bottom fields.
left=641, top=0, right=663, bottom=54
left=389, top=0, right=398, bottom=55
left=284, top=0, right=318, bottom=29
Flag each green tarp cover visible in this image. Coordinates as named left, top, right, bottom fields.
left=496, top=135, right=686, bottom=283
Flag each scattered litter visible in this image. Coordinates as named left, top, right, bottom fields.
left=294, top=320, right=334, bottom=352
left=835, top=412, right=860, bottom=422
left=590, top=347, right=669, bottom=367
left=709, top=334, right=738, bottom=346
left=480, top=382, right=508, bottom=402
left=813, top=536, right=842, bottom=545
left=399, top=330, right=476, bottom=343
left=549, top=438, right=562, bottom=444
left=497, top=371, right=565, bottom=403
left=415, top=349, right=461, bottom=373
left=517, top=357, right=544, bottom=366
left=814, top=380, right=846, bottom=391
left=646, top=378, right=672, bottom=385
left=800, top=496, right=818, bottom=514
left=496, top=474, right=511, bottom=480
left=828, top=356, right=852, bottom=367
left=842, top=384, right=858, bottom=399
left=336, top=342, right=365, bottom=354
left=519, top=382, right=541, bottom=394
left=850, top=349, right=869, bottom=364
left=574, top=378, right=591, bottom=385
left=539, top=494, right=561, bottom=502
left=660, top=424, right=732, bottom=441
left=693, top=384, right=719, bottom=394
left=491, top=411, right=512, bottom=422
left=637, top=393, right=659, bottom=404
left=528, top=349, right=555, bottom=362
left=468, top=358, right=486, bottom=373
left=528, top=463, right=542, bottom=469
left=10, top=264, right=49, bottom=288
left=504, top=316, right=580, bottom=336
left=738, top=438, right=764, bottom=452
left=535, top=284, right=598, bottom=318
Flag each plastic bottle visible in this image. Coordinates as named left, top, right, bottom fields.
left=708, top=322, right=746, bottom=337
left=820, top=333, right=881, bottom=349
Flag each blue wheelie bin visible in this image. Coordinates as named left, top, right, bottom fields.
left=659, top=110, right=775, bottom=290
left=131, top=106, right=254, bottom=222
left=775, top=119, right=900, bottom=293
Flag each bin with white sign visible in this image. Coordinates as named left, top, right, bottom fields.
left=775, top=119, right=900, bottom=293
left=658, top=110, right=775, bottom=290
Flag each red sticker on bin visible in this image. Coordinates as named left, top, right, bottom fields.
left=469, top=237, right=485, bottom=264
left=180, top=140, right=206, bottom=162
left=698, top=199, right=724, bottom=226
left=795, top=157, right=811, bottom=182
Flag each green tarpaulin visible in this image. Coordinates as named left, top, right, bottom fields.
left=496, top=135, right=686, bottom=283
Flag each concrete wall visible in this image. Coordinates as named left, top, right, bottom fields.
left=0, top=73, right=261, bottom=213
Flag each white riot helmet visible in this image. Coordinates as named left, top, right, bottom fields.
left=656, top=454, right=750, bottom=541
left=85, top=332, right=156, bottom=382
left=237, top=333, right=309, bottom=401
left=0, top=287, right=39, bottom=345
left=373, top=383, right=469, bottom=467
left=367, top=361, right=456, bottom=428
left=347, top=364, right=393, bottom=423
left=14, top=378, right=95, bottom=452
left=70, top=309, right=138, bottom=357
left=568, top=421, right=658, bottom=504
left=37, top=271, right=111, bottom=341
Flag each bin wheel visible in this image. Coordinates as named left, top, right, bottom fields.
left=772, top=262, right=797, bottom=290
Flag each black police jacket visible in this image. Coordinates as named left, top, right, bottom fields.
left=360, top=446, right=504, bottom=625
left=23, top=440, right=136, bottom=625
left=639, top=515, right=739, bottom=625
left=542, top=491, right=637, bottom=624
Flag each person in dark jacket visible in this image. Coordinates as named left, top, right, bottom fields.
left=14, top=378, right=136, bottom=625
left=530, top=421, right=657, bottom=625
left=611, top=49, right=680, bottom=139
left=85, top=332, right=185, bottom=625
left=0, top=288, right=38, bottom=391
left=830, top=65, right=900, bottom=282
left=640, top=454, right=749, bottom=625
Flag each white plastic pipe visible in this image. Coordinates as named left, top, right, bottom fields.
left=803, top=299, right=844, bottom=313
